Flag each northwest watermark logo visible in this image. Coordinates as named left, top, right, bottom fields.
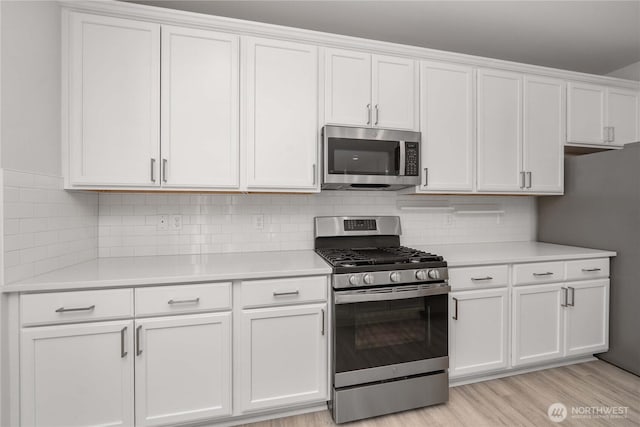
left=548, top=402, right=629, bottom=422
left=548, top=403, right=568, bottom=422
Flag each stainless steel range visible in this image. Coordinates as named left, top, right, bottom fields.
left=314, top=216, right=450, bottom=424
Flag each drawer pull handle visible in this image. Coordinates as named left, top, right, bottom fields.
left=168, top=298, right=200, bottom=305
left=533, top=272, right=554, bottom=277
left=55, top=305, right=95, bottom=313
left=273, top=291, right=300, bottom=297
left=471, top=276, right=493, bottom=281
left=582, top=268, right=601, bottom=272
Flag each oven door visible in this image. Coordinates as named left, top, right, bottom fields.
left=333, top=285, right=449, bottom=388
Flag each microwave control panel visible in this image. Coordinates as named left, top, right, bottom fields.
left=405, top=142, right=419, bottom=176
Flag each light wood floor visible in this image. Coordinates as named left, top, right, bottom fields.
left=242, top=360, right=640, bottom=427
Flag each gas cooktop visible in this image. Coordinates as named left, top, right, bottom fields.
left=315, top=246, right=445, bottom=273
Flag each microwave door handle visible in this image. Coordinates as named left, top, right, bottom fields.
left=398, top=141, right=406, bottom=176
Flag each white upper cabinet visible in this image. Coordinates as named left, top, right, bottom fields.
left=568, top=83, right=639, bottom=146
left=67, top=12, right=160, bottom=187
left=324, top=49, right=417, bottom=130
left=243, top=37, right=319, bottom=191
left=161, top=26, right=239, bottom=189
left=418, top=61, right=474, bottom=192
left=607, top=87, right=640, bottom=145
left=567, top=82, right=607, bottom=144
left=522, top=76, right=564, bottom=193
left=324, top=49, right=372, bottom=127
left=477, top=69, right=523, bottom=192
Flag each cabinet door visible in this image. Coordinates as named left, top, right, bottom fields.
left=68, top=12, right=160, bottom=187
left=449, top=289, right=508, bottom=378
left=512, top=284, right=564, bottom=366
left=567, top=82, right=606, bottom=144
left=244, top=37, right=319, bottom=190
left=372, top=54, right=418, bottom=130
left=239, top=304, right=327, bottom=412
left=161, top=26, right=239, bottom=188
left=607, top=88, right=640, bottom=145
left=523, top=76, right=564, bottom=193
left=21, top=320, right=134, bottom=427
left=477, top=69, right=523, bottom=192
left=134, top=313, right=232, bottom=426
left=565, top=280, right=609, bottom=357
left=419, top=61, right=474, bottom=192
left=324, top=48, right=371, bottom=127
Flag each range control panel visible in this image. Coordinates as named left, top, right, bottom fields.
left=344, top=219, right=377, bottom=231
left=405, top=142, right=419, bottom=176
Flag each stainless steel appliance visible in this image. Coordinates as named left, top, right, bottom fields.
left=538, top=143, right=640, bottom=376
left=322, top=126, right=420, bottom=190
left=314, top=216, right=449, bottom=423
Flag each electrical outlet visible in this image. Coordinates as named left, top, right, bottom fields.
left=158, top=215, right=168, bottom=231
left=252, top=214, right=264, bottom=230
left=171, top=215, right=183, bottom=231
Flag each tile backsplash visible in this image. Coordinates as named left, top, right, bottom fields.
left=98, top=192, right=535, bottom=257
left=3, top=170, right=98, bottom=283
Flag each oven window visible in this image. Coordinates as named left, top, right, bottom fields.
left=327, top=138, right=399, bottom=176
left=334, top=294, right=448, bottom=374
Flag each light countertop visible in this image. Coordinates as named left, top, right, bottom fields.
left=3, top=242, right=616, bottom=293
left=3, top=250, right=332, bottom=293
left=414, top=241, right=616, bottom=267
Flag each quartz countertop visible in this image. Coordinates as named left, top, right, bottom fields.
left=3, top=242, right=617, bottom=293
left=3, top=250, right=332, bottom=293
left=414, top=241, right=616, bottom=267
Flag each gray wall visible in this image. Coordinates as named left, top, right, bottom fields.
left=1, top=0, right=61, bottom=175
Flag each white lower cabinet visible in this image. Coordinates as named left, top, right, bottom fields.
left=20, top=320, right=135, bottom=427
left=512, top=279, right=609, bottom=367
left=239, top=303, right=328, bottom=412
left=564, top=280, right=609, bottom=357
left=134, top=313, right=232, bottom=426
left=449, top=288, right=509, bottom=378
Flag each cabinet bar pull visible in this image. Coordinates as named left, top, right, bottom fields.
left=150, top=158, right=156, bottom=182
left=162, top=159, right=168, bottom=183
left=312, top=163, right=317, bottom=185
left=611, top=127, right=615, bottom=142
left=561, top=287, right=568, bottom=307
left=273, top=290, right=299, bottom=297
left=520, top=171, right=525, bottom=189
left=136, top=325, right=143, bottom=356
left=526, top=171, right=532, bottom=189
left=120, top=327, right=128, bottom=358
left=366, top=104, right=371, bottom=125
left=168, top=297, right=200, bottom=305
left=374, top=104, right=379, bottom=125
left=582, top=268, right=601, bottom=272
left=452, top=297, right=458, bottom=320
left=55, top=305, right=95, bottom=313
left=533, top=272, right=554, bottom=277
left=568, top=286, right=575, bottom=307
left=321, top=309, right=325, bottom=336
left=424, top=168, right=428, bottom=187
left=471, top=276, right=493, bottom=281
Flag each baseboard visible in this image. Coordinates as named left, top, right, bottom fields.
left=449, top=356, right=597, bottom=387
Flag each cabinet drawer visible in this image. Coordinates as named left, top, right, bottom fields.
left=513, top=262, right=565, bottom=285
left=566, top=258, right=609, bottom=281
left=21, top=289, right=133, bottom=326
left=448, top=265, right=508, bottom=290
left=135, top=282, right=231, bottom=316
left=241, top=276, right=328, bottom=308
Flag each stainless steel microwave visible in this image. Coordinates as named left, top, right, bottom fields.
left=322, top=125, right=421, bottom=190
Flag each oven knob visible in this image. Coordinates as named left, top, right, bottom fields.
left=428, top=269, right=441, bottom=280
left=390, top=272, right=401, bottom=282
left=415, top=270, right=428, bottom=281
left=348, top=275, right=360, bottom=286
left=363, top=273, right=373, bottom=285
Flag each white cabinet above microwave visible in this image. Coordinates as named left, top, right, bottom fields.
left=323, top=48, right=419, bottom=131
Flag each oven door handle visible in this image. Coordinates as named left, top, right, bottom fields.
left=334, top=285, right=450, bottom=304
